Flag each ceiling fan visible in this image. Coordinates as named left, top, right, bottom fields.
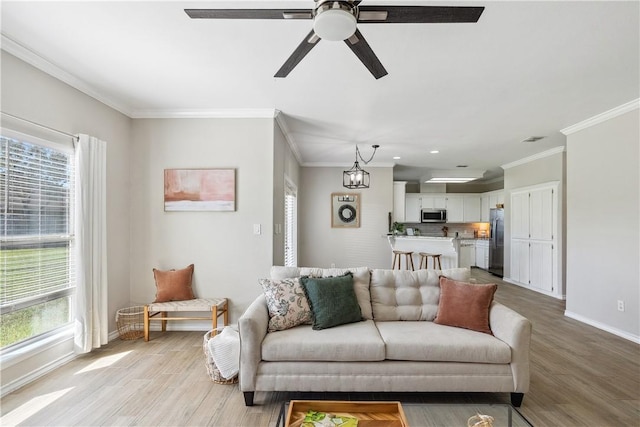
left=185, top=1, right=484, bottom=79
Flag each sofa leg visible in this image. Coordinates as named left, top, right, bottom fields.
left=511, top=392, right=524, bottom=407
left=244, top=392, right=255, bottom=406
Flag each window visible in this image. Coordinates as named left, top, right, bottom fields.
left=284, top=179, right=297, bottom=267
left=0, top=132, right=75, bottom=349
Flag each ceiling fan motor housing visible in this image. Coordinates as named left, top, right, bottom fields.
left=313, top=1, right=358, bottom=41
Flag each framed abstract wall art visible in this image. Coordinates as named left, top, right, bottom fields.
left=164, top=168, right=235, bottom=212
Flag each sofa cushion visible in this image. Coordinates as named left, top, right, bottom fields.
left=375, top=321, right=511, bottom=364
left=370, top=268, right=470, bottom=321
left=434, top=277, right=497, bottom=334
left=301, top=273, right=362, bottom=330
left=261, top=320, right=385, bottom=362
left=270, top=266, right=373, bottom=320
left=259, top=277, right=313, bottom=332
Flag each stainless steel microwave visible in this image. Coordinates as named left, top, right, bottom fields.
left=421, top=208, right=447, bottom=223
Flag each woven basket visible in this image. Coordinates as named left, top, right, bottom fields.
left=115, top=306, right=144, bottom=340
left=203, top=329, right=239, bottom=385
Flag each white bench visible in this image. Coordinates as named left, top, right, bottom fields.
left=143, top=298, right=228, bottom=341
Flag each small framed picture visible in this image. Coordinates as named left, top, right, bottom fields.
left=331, top=193, right=360, bottom=228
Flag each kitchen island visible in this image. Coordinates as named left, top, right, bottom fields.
left=388, top=235, right=458, bottom=269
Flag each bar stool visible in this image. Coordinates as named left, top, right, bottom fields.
left=392, top=250, right=415, bottom=270
left=419, top=252, right=442, bottom=270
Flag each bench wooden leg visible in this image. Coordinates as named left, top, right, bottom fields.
left=212, top=305, right=218, bottom=336
left=161, top=312, right=167, bottom=332
left=143, top=305, right=150, bottom=342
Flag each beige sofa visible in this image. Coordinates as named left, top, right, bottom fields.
left=238, top=266, right=531, bottom=407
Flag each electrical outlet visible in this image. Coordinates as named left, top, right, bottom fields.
left=617, top=300, right=625, bottom=312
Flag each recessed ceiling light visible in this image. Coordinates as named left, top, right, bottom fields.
left=393, top=156, right=401, bottom=160
left=430, top=150, right=439, bottom=154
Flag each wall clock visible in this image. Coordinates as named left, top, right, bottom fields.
left=331, top=193, right=360, bottom=228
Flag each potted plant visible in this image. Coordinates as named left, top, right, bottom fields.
left=392, top=222, right=405, bottom=235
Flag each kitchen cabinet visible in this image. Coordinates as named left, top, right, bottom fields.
left=393, top=181, right=407, bottom=222
left=481, top=190, right=505, bottom=222
left=463, top=195, right=481, bottom=222
left=405, top=193, right=421, bottom=222
left=475, top=240, right=489, bottom=269
left=481, top=195, right=490, bottom=222
left=509, top=182, right=560, bottom=297
left=445, top=195, right=464, bottom=222
left=404, top=193, right=486, bottom=224
left=421, top=195, right=446, bottom=209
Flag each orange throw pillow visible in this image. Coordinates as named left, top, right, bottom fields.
left=153, top=264, right=195, bottom=303
left=434, top=276, right=497, bottom=334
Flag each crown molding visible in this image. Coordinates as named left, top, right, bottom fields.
left=501, top=146, right=565, bottom=170
left=131, top=109, right=277, bottom=119
left=2, top=33, right=134, bottom=117
left=274, top=111, right=303, bottom=164
left=560, top=98, right=640, bottom=135
left=303, top=162, right=397, bottom=168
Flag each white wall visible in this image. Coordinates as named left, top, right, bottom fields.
left=503, top=150, right=566, bottom=287
left=299, top=167, right=394, bottom=269
left=129, top=118, right=275, bottom=322
left=1, top=52, right=132, bottom=392
left=565, top=108, right=639, bottom=341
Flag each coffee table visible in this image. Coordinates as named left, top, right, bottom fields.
left=276, top=400, right=533, bottom=427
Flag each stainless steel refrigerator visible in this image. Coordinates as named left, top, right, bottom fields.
left=488, top=208, right=504, bottom=277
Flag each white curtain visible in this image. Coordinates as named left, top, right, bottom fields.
left=74, top=134, right=108, bottom=354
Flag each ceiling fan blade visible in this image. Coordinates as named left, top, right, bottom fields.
left=185, top=9, right=312, bottom=20
left=357, top=6, right=484, bottom=23
left=344, top=29, right=388, bottom=79
left=275, top=30, right=320, bottom=78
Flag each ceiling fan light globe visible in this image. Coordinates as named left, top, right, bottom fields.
left=314, top=9, right=357, bottom=41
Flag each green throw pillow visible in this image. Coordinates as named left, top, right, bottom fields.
left=301, top=273, right=362, bottom=330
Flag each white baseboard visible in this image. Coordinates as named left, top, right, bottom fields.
left=1, top=352, right=76, bottom=398
left=564, top=311, right=640, bottom=344
left=503, top=277, right=565, bottom=300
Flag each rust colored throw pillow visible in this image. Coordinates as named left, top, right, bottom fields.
left=153, top=264, right=195, bottom=303
left=434, top=276, right=497, bottom=334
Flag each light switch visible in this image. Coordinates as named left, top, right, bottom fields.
left=253, top=224, right=261, bottom=235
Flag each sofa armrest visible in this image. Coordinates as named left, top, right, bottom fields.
left=489, top=302, right=532, bottom=393
left=238, top=294, right=269, bottom=393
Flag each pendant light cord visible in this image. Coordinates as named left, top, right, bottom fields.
left=356, top=144, right=379, bottom=165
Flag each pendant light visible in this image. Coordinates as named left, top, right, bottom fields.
left=343, top=144, right=379, bottom=189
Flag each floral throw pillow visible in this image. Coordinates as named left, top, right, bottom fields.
left=259, top=278, right=313, bottom=332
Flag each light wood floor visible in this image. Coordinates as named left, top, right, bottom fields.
left=1, top=270, right=638, bottom=426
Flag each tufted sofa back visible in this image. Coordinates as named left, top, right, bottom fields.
left=370, top=268, right=470, bottom=321
left=269, top=266, right=471, bottom=323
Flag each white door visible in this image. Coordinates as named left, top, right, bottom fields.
left=511, top=192, right=530, bottom=239
left=529, top=241, right=554, bottom=292
left=511, top=240, right=530, bottom=285
left=529, top=188, right=554, bottom=240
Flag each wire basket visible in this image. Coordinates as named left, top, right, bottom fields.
left=115, top=306, right=145, bottom=340
left=203, top=329, right=239, bottom=385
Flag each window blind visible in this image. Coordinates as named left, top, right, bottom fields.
left=0, top=135, right=75, bottom=314
left=284, top=181, right=297, bottom=267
